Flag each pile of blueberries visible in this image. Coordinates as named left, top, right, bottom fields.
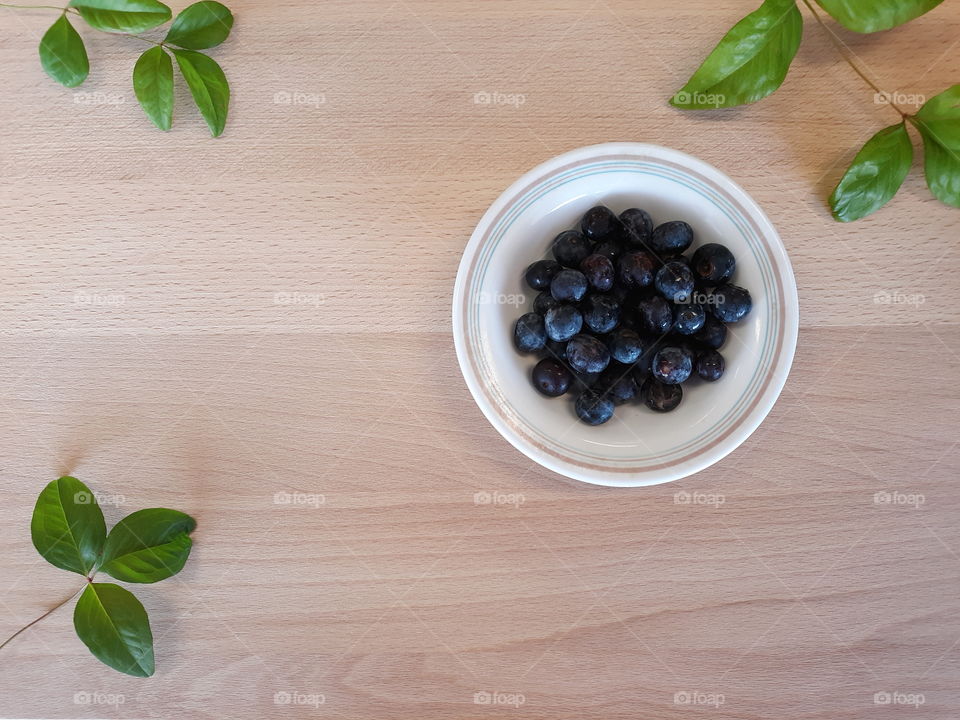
left=513, top=205, right=752, bottom=425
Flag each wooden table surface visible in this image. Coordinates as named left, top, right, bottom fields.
left=1, top=1, right=959, bottom=718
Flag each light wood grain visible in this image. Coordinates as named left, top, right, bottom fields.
left=1, top=1, right=959, bottom=718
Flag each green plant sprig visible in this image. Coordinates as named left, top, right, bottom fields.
left=5, top=0, right=234, bottom=136
left=0, top=477, right=197, bottom=677
left=670, top=0, right=958, bottom=222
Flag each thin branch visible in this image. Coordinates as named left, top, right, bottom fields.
left=0, top=585, right=84, bottom=652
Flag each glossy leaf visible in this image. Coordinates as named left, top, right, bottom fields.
left=671, top=0, right=802, bottom=109
left=814, top=0, right=945, bottom=33
left=915, top=85, right=960, bottom=208
left=31, top=477, right=106, bottom=576
left=172, top=48, right=229, bottom=137
left=165, top=1, right=234, bottom=50
left=99, top=508, right=196, bottom=583
left=69, top=0, right=172, bottom=34
left=829, top=123, right=913, bottom=222
left=74, top=583, right=154, bottom=677
left=133, top=46, right=174, bottom=131
left=39, top=15, right=89, bottom=88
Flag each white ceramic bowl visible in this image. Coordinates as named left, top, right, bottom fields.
left=452, top=143, right=798, bottom=487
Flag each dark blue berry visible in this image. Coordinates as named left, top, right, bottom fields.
left=655, top=260, right=695, bottom=302
left=524, top=259, right=562, bottom=291
left=617, top=251, right=656, bottom=288
left=620, top=208, right=653, bottom=247
left=696, top=350, right=725, bottom=381
left=571, top=370, right=602, bottom=390
left=544, top=339, right=567, bottom=361
left=566, top=334, right=611, bottom=374
left=579, top=206, right=622, bottom=242
left=514, top=312, right=546, bottom=353
left=600, top=366, right=638, bottom=405
left=693, top=314, right=727, bottom=349
left=533, top=291, right=560, bottom=316
left=672, top=302, right=706, bottom=335
left=651, top=346, right=693, bottom=384
left=544, top=305, right=582, bottom=342
left=582, top=294, right=620, bottom=334
left=608, top=328, right=645, bottom=364
left=641, top=378, right=682, bottom=412
left=552, top=230, right=593, bottom=268
left=691, top=243, right=735, bottom=285
left=711, top=284, right=752, bottom=323
left=650, top=221, right=694, bottom=255
left=532, top=358, right=573, bottom=396
left=636, top=294, right=673, bottom=335
left=579, top=254, right=615, bottom=292
left=550, top=269, right=588, bottom=302
left=592, top=239, right=622, bottom=262
left=575, top=390, right=615, bottom=425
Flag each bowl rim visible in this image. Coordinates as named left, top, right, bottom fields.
left=452, top=142, right=799, bottom=487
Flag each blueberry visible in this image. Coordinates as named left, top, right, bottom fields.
left=575, top=390, right=615, bottom=425
left=620, top=208, right=653, bottom=247
left=691, top=243, right=735, bottom=285
left=599, top=366, right=638, bottom=405
left=552, top=230, right=593, bottom=268
left=617, top=251, right=656, bottom=288
left=641, top=378, right=683, bottom=412
left=711, top=283, right=753, bottom=323
left=608, top=328, right=645, bottom=364
left=514, top=312, right=546, bottom=353
left=579, top=253, right=615, bottom=292
left=655, top=260, right=695, bottom=302
left=582, top=294, right=620, bottom=334
left=532, top=358, right=573, bottom=397
left=693, top=314, right=727, bottom=349
left=651, top=346, right=693, bottom=384
left=524, top=259, right=562, bottom=291
left=650, top=221, right=694, bottom=255
left=636, top=295, right=673, bottom=335
left=544, top=305, right=582, bottom=342
left=696, top=350, right=725, bottom=382
left=579, top=205, right=622, bottom=242
left=550, top=269, right=588, bottom=302
left=544, top=339, right=567, bottom=361
left=672, top=302, right=706, bottom=335
left=566, top=334, right=611, bottom=374
left=592, top=239, right=623, bottom=262
left=533, top=291, right=560, bottom=316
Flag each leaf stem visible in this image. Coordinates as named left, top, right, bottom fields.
left=799, top=0, right=911, bottom=118
left=0, top=585, right=84, bottom=653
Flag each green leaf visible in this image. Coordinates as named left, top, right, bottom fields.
left=829, top=123, right=913, bottom=222
left=814, top=0, right=945, bottom=33
left=99, top=508, right=196, bottom=583
left=31, top=477, right=106, bottom=576
left=39, top=15, right=89, bottom=88
left=165, top=1, right=234, bottom=50
left=74, top=583, right=154, bottom=677
left=171, top=48, right=229, bottom=137
left=915, top=85, right=960, bottom=208
left=69, top=0, right=172, bottom=34
left=671, top=0, right=803, bottom=109
left=133, top=46, right=173, bottom=131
